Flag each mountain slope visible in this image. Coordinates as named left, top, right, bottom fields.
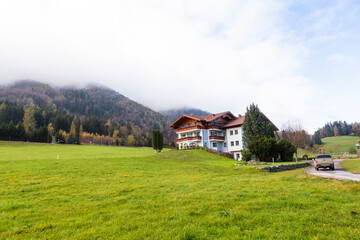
left=161, top=107, right=211, bottom=122
left=0, top=80, right=175, bottom=145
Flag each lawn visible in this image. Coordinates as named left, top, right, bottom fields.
left=341, top=159, right=360, bottom=174
left=1, top=141, right=360, bottom=239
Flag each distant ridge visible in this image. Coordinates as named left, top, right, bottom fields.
left=161, top=107, right=211, bottom=122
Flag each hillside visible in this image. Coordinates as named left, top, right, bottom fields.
left=0, top=80, right=175, bottom=145
left=161, top=107, right=211, bottom=121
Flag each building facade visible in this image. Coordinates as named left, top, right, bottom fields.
left=170, top=111, right=277, bottom=160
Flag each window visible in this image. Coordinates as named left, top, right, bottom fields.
left=230, top=130, right=233, bottom=135
left=231, top=141, right=234, bottom=146
left=236, top=154, right=240, bottom=160
left=236, top=141, right=239, bottom=146
left=224, top=142, right=227, bottom=147
left=235, top=130, right=238, bottom=135
left=213, top=142, right=217, bottom=148
left=181, top=124, right=185, bottom=128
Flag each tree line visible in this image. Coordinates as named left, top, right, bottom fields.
left=315, top=121, right=360, bottom=139
left=0, top=100, right=173, bottom=146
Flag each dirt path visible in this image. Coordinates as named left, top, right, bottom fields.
left=305, top=160, right=360, bottom=182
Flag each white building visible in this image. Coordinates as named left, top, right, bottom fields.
left=170, top=111, right=277, bottom=160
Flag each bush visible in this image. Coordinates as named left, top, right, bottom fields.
left=248, top=137, right=278, bottom=162
left=241, top=149, right=253, bottom=161
left=278, top=139, right=296, bottom=162
left=349, top=146, right=357, bottom=154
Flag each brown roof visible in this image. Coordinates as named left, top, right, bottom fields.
left=200, top=111, right=231, bottom=121
left=169, top=114, right=202, bottom=128
left=170, top=111, right=235, bottom=128
left=223, top=116, right=245, bottom=128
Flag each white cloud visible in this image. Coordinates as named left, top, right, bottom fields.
left=2, top=0, right=359, bottom=133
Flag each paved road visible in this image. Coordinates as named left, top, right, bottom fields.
left=305, top=160, right=360, bottom=182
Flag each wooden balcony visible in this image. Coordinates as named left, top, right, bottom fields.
left=209, top=136, right=225, bottom=141
left=176, top=126, right=201, bottom=133
left=176, top=136, right=202, bottom=143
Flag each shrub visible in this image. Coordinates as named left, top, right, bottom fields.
left=278, top=139, right=296, bottom=162
left=248, top=137, right=278, bottom=162
left=240, top=149, right=253, bottom=161
left=349, top=146, right=357, bottom=154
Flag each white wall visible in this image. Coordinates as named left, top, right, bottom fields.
left=225, top=126, right=243, bottom=153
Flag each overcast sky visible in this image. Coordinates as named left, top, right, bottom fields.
left=1, top=0, right=359, bottom=133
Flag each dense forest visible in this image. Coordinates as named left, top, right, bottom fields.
left=314, top=121, right=360, bottom=139
left=0, top=80, right=176, bottom=146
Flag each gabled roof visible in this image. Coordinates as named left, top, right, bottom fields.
left=200, top=111, right=234, bottom=122
left=169, top=114, right=202, bottom=128
left=170, top=111, right=235, bottom=128
left=223, top=116, right=245, bottom=128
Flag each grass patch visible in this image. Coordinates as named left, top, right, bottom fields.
left=1, top=141, right=360, bottom=239
left=298, top=136, right=360, bottom=158
left=341, top=159, right=360, bottom=174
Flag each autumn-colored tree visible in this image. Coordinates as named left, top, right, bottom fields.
left=127, top=134, right=136, bottom=146
left=47, top=123, right=54, bottom=142
left=113, top=130, right=119, bottom=145
left=23, top=106, right=36, bottom=132
left=334, top=125, right=339, bottom=137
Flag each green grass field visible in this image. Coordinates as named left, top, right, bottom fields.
left=1, top=141, right=360, bottom=239
left=298, top=136, right=360, bottom=158
left=341, top=159, right=360, bottom=174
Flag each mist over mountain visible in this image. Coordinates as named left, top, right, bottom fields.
left=161, top=107, right=211, bottom=121
left=0, top=80, right=175, bottom=145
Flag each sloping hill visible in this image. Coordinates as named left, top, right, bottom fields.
left=0, top=80, right=174, bottom=145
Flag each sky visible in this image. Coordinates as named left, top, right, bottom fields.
left=0, top=0, right=359, bottom=133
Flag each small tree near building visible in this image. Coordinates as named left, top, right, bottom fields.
left=152, top=130, right=163, bottom=152
left=248, top=137, right=278, bottom=162
left=242, top=103, right=267, bottom=149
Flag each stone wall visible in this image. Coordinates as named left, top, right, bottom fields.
left=256, top=162, right=311, bottom=172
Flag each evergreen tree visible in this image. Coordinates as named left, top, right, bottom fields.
left=152, top=130, right=163, bottom=152
left=242, top=103, right=267, bottom=148
left=265, top=123, right=275, bottom=138
left=278, top=140, right=296, bottom=162
left=248, top=137, right=278, bottom=162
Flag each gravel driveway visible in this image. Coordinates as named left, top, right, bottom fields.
left=305, top=160, right=360, bottom=182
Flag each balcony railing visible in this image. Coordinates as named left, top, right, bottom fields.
left=176, top=126, right=201, bottom=133
left=176, top=136, right=202, bottom=142
left=209, top=136, right=225, bottom=141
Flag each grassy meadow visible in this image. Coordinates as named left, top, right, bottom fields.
left=1, top=141, right=360, bottom=239
left=341, top=159, right=360, bottom=174
left=298, top=136, right=360, bottom=158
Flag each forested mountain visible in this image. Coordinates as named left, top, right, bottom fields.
left=314, top=121, right=360, bottom=139
left=0, top=80, right=175, bottom=146
left=161, top=107, right=211, bottom=121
